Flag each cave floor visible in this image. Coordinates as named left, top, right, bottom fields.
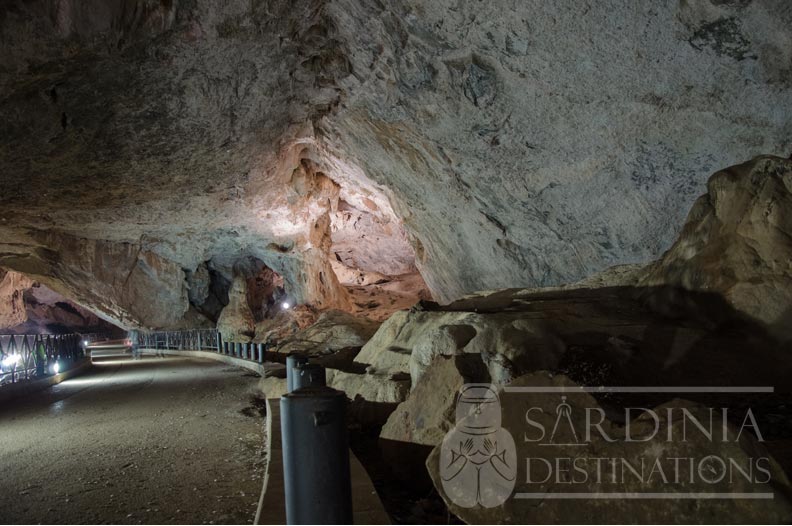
left=0, top=351, right=267, bottom=524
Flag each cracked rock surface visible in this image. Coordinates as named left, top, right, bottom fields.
left=1, top=0, right=791, bottom=327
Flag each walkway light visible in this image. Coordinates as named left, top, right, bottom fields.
left=282, top=301, right=291, bottom=309
left=2, top=354, right=20, bottom=367
left=49, top=360, right=61, bottom=375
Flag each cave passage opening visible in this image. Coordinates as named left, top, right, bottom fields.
left=245, top=264, right=288, bottom=322
left=0, top=269, right=120, bottom=336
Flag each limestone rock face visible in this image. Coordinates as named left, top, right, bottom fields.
left=0, top=232, right=190, bottom=329
left=0, top=270, right=32, bottom=329
left=325, top=0, right=792, bottom=302
left=371, top=283, right=792, bottom=455
left=326, top=368, right=409, bottom=405
left=216, top=275, right=255, bottom=342
left=1, top=1, right=790, bottom=324
left=271, top=309, right=380, bottom=356
left=0, top=269, right=112, bottom=333
left=380, top=355, right=464, bottom=446
left=639, top=156, right=792, bottom=339
left=426, top=373, right=792, bottom=524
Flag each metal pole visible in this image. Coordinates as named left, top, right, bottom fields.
left=280, top=387, right=352, bottom=525
left=286, top=354, right=309, bottom=393
left=292, top=363, right=326, bottom=391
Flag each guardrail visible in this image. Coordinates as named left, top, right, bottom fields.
left=0, top=332, right=103, bottom=385
left=139, top=329, right=270, bottom=364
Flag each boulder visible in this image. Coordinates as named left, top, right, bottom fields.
left=357, top=307, right=565, bottom=385
left=639, top=156, right=792, bottom=340
left=426, top=373, right=792, bottom=523
left=373, top=284, right=792, bottom=457
left=326, top=369, right=409, bottom=404
left=271, top=310, right=380, bottom=357
left=354, top=310, right=414, bottom=375
left=380, top=355, right=464, bottom=446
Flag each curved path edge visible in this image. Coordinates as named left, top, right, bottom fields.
left=0, top=358, right=93, bottom=404
left=140, top=347, right=390, bottom=524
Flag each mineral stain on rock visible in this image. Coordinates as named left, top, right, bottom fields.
left=688, top=17, right=755, bottom=61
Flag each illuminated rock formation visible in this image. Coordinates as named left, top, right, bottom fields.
left=1, top=1, right=790, bottom=327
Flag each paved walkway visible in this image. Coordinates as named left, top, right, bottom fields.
left=139, top=347, right=391, bottom=524
left=0, top=350, right=266, bottom=524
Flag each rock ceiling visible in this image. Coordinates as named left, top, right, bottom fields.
left=0, top=0, right=790, bottom=328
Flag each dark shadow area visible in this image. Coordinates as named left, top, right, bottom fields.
left=415, top=284, right=792, bottom=479
left=348, top=407, right=462, bottom=525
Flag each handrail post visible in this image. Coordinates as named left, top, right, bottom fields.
left=286, top=354, right=309, bottom=393
left=280, top=386, right=352, bottom=525
left=293, top=363, right=326, bottom=391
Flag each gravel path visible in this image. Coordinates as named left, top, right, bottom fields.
left=0, top=351, right=267, bottom=524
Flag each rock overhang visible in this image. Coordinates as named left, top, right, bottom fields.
left=0, top=0, right=790, bottom=328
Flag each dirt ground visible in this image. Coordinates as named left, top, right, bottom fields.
left=0, top=351, right=267, bottom=524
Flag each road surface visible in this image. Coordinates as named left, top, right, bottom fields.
left=0, top=350, right=267, bottom=524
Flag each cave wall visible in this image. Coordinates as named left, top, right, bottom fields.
left=0, top=0, right=790, bottom=323
left=0, top=269, right=113, bottom=334
left=321, top=0, right=792, bottom=301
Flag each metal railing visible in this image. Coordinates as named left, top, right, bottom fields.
left=0, top=333, right=97, bottom=385
left=139, top=329, right=270, bottom=364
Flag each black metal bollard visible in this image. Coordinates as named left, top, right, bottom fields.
left=280, top=387, right=352, bottom=525
left=293, top=363, right=326, bottom=390
left=286, top=354, right=308, bottom=392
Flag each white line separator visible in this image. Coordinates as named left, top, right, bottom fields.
left=514, top=492, right=775, bottom=499
left=503, top=386, right=774, bottom=393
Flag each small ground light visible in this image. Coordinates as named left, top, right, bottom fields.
left=282, top=302, right=291, bottom=309
left=83, top=340, right=89, bottom=346
left=2, top=354, right=20, bottom=367
left=53, top=362, right=60, bottom=374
